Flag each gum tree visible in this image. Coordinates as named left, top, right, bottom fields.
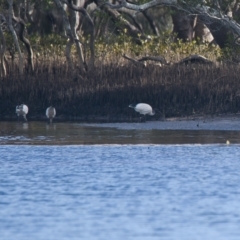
left=104, top=0, right=240, bottom=48
left=1, top=0, right=240, bottom=75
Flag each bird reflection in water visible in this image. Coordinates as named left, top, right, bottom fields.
left=46, top=123, right=57, bottom=130
left=22, top=123, right=29, bottom=130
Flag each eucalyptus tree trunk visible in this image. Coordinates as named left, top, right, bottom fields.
left=194, top=21, right=214, bottom=43
left=94, top=0, right=146, bottom=43
left=54, top=0, right=85, bottom=71
left=171, top=10, right=214, bottom=43
left=104, top=0, right=240, bottom=48
left=13, top=16, right=34, bottom=72
left=7, top=0, right=24, bottom=74
left=142, top=10, right=159, bottom=36
left=65, top=0, right=95, bottom=68
left=0, top=21, right=6, bottom=77
left=171, top=10, right=196, bottom=41
left=68, top=0, right=85, bottom=69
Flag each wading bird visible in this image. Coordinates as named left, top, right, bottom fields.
left=129, top=103, right=155, bottom=122
left=16, top=104, right=29, bottom=122
left=46, top=106, right=56, bottom=123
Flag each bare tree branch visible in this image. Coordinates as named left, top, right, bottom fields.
left=12, top=15, right=34, bottom=72
left=54, top=0, right=85, bottom=71
left=177, top=54, right=213, bottom=65
left=138, top=56, right=167, bottom=65
left=95, top=0, right=146, bottom=43
left=62, top=0, right=95, bottom=68
left=123, top=54, right=145, bottom=66
left=103, top=0, right=177, bottom=12
left=123, top=54, right=167, bottom=66
left=7, top=0, right=24, bottom=74
left=103, top=0, right=240, bottom=47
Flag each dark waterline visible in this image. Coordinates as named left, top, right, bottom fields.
left=0, top=121, right=240, bottom=145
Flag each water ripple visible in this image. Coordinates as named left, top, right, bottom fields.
left=0, top=145, right=240, bottom=239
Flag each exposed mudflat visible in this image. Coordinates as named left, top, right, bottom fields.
left=82, top=114, right=240, bottom=131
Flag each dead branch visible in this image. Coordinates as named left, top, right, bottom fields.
left=103, top=0, right=177, bottom=12
left=123, top=54, right=168, bottom=66
left=95, top=0, right=146, bottom=43
left=123, top=54, right=145, bottom=66
left=103, top=0, right=240, bottom=47
left=177, top=55, right=214, bottom=65
left=7, top=0, right=24, bottom=74
left=138, top=56, right=168, bottom=65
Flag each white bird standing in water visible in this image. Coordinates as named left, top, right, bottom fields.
left=46, top=106, right=56, bottom=123
left=129, top=103, right=155, bottom=122
left=16, top=104, right=29, bottom=122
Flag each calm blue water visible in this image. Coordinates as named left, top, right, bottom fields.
left=1, top=145, right=240, bottom=240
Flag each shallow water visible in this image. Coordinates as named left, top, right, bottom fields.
left=1, top=121, right=240, bottom=239
left=1, top=145, right=240, bottom=240
left=1, top=121, right=240, bottom=144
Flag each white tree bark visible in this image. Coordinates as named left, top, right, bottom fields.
left=96, top=0, right=145, bottom=43
left=54, top=0, right=85, bottom=71
left=104, top=0, right=177, bottom=12
left=63, top=0, right=95, bottom=69
left=104, top=0, right=240, bottom=46
left=0, top=15, right=6, bottom=77
left=7, top=0, right=24, bottom=74
left=68, top=0, right=85, bottom=70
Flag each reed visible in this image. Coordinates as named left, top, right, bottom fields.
left=1, top=60, right=240, bottom=122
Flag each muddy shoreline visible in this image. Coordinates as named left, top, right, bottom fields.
left=81, top=114, right=240, bottom=131
left=2, top=113, right=240, bottom=131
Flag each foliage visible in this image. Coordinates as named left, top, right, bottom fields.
left=6, top=29, right=224, bottom=65
left=29, top=34, right=66, bottom=58
left=93, top=30, right=222, bottom=64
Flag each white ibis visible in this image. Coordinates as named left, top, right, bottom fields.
left=16, top=104, right=29, bottom=122
left=129, top=103, right=155, bottom=122
left=46, top=106, right=56, bottom=123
